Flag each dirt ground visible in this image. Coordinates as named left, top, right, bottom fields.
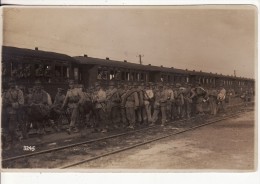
left=74, top=111, right=256, bottom=170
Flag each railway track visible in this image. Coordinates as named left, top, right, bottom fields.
left=2, top=106, right=253, bottom=169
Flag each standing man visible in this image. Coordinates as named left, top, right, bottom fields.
left=92, top=82, right=107, bottom=132
left=165, top=83, right=175, bottom=122
left=3, top=79, right=24, bottom=148
left=30, top=80, right=50, bottom=137
left=136, top=82, right=148, bottom=125
left=62, top=80, right=82, bottom=134
left=151, top=83, right=168, bottom=126
left=183, top=83, right=194, bottom=119
left=217, top=84, right=226, bottom=113
left=122, top=82, right=139, bottom=129
left=208, top=85, right=218, bottom=116
left=175, top=83, right=185, bottom=119
left=191, top=83, right=208, bottom=116
left=119, top=83, right=129, bottom=128
left=144, top=82, right=154, bottom=124
left=50, top=88, right=65, bottom=131
left=106, top=81, right=121, bottom=129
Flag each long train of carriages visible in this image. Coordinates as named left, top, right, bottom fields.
left=1, top=46, right=255, bottom=148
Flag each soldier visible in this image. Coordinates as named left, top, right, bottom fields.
left=191, top=83, right=208, bottom=115
left=151, top=83, right=168, bottom=126
left=119, top=83, right=129, bottom=127
left=165, top=83, right=174, bottom=122
left=183, top=83, right=194, bottom=119
left=121, top=82, right=139, bottom=129
left=50, top=88, right=65, bottom=131
left=92, top=82, right=107, bottom=132
left=136, top=82, right=148, bottom=125
left=207, top=85, right=218, bottom=116
left=217, top=84, right=226, bottom=112
left=29, top=80, right=50, bottom=137
left=175, top=83, right=185, bottom=119
left=62, top=80, right=82, bottom=134
left=144, top=82, right=154, bottom=124
left=106, top=81, right=121, bottom=129
left=3, top=79, right=24, bottom=148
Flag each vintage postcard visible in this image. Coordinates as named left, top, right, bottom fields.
left=0, top=5, right=257, bottom=172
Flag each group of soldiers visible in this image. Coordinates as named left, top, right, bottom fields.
left=2, top=78, right=238, bottom=148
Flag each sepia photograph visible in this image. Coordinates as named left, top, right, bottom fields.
left=0, top=5, right=257, bottom=170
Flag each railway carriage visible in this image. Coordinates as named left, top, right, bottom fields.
left=1, top=46, right=77, bottom=97
left=1, top=46, right=255, bottom=97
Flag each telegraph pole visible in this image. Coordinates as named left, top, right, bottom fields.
left=137, top=54, right=144, bottom=65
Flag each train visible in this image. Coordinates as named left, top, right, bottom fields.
left=1, top=46, right=255, bottom=98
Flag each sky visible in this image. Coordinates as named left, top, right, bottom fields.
left=2, top=6, right=257, bottom=78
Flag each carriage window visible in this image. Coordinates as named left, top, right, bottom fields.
left=62, top=66, right=69, bottom=78
left=74, top=67, right=79, bottom=81
left=126, top=72, right=130, bottom=81
left=186, top=77, right=189, bottom=83
left=137, top=73, right=140, bottom=81
left=109, top=70, right=114, bottom=80
left=97, top=68, right=108, bottom=80
left=55, top=66, right=62, bottom=77
left=115, top=71, right=121, bottom=80
left=140, top=73, right=145, bottom=81
left=121, top=71, right=126, bottom=81
left=130, top=72, right=134, bottom=81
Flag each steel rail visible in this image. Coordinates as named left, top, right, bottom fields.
left=60, top=110, right=249, bottom=169
left=2, top=117, right=193, bottom=162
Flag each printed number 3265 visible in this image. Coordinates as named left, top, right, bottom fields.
left=23, top=146, right=35, bottom=152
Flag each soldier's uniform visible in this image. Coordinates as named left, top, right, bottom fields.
left=62, top=80, right=82, bottom=134
left=144, top=82, right=154, bottom=124
left=30, top=80, right=50, bottom=136
left=208, top=86, right=218, bottom=115
left=122, top=82, right=139, bottom=129
left=175, top=83, right=185, bottom=119
left=217, top=85, right=226, bottom=112
left=183, top=83, right=194, bottom=119
left=151, top=83, right=168, bottom=126
left=106, top=81, right=121, bottom=129
left=136, top=83, right=148, bottom=125
left=165, top=83, right=174, bottom=121
left=191, top=83, right=208, bottom=115
left=3, top=79, right=24, bottom=147
left=119, top=83, right=129, bottom=127
left=50, top=88, right=65, bottom=131
left=92, top=83, right=107, bottom=132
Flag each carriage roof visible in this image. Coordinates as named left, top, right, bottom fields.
left=2, top=46, right=76, bottom=63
